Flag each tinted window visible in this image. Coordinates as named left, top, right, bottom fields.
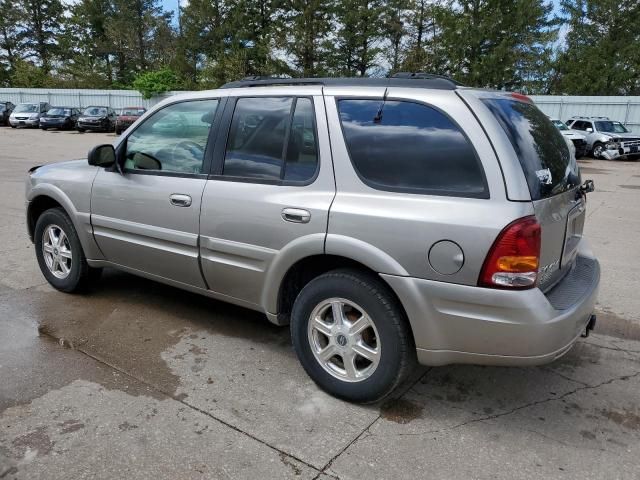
left=337, top=99, right=487, bottom=196
left=284, top=98, right=318, bottom=181
left=223, top=97, right=318, bottom=182
left=482, top=98, right=580, bottom=200
left=125, top=100, right=218, bottom=174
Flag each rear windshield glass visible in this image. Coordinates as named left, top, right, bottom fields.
left=121, top=109, right=146, bottom=116
left=48, top=108, right=70, bottom=115
left=482, top=98, right=580, bottom=200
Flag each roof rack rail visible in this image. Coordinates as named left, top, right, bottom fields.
left=220, top=75, right=460, bottom=90
left=570, top=115, right=610, bottom=120
left=390, top=72, right=464, bottom=85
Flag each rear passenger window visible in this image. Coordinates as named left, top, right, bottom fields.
left=337, top=99, right=487, bottom=197
left=223, top=97, right=318, bottom=182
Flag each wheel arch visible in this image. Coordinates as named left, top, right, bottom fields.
left=27, top=186, right=103, bottom=260
left=270, top=254, right=415, bottom=348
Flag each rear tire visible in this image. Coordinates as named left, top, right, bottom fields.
left=77, top=128, right=84, bottom=133
left=291, top=269, right=414, bottom=403
left=34, top=208, right=101, bottom=293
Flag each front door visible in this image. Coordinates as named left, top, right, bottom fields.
left=199, top=93, right=335, bottom=308
left=91, top=98, right=222, bottom=287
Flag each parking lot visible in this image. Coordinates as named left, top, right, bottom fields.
left=1, top=127, right=639, bottom=479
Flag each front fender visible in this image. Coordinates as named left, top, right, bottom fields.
left=27, top=183, right=104, bottom=260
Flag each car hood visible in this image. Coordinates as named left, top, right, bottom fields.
left=31, top=159, right=88, bottom=175
left=605, top=132, right=640, bottom=141
left=560, top=130, right=586, bottom=140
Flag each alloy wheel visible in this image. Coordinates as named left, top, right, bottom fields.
left=307, top=298, right=381, bottom=382
left=42, top=224, right=73, bottom=279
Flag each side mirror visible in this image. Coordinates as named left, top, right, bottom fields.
left=586, top=127, right=593, bottom=133
left=88, top=144, right=115, bottom=167
left=131, top=152, right=161, bottom=170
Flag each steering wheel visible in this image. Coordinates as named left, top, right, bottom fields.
left=169, top=140, right=205, bottom=172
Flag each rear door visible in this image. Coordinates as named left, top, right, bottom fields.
left=464, top=92, right=585, bottom=290
left=199, top=89, right=335, bottom=308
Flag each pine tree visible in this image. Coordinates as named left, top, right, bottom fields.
left=20, top=0, right=65, bottom=74
left=433, top=0, right=559, bottom=92
left=554, top=0, right=640, bottom=95
left=277, top=0, right=335, bottom=77
left=328, top=0, right=387, bottom=76
left=0, top=0, right=23, bottom=85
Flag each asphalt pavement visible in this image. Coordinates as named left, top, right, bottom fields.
left=1, top=128, right=639, bottom=479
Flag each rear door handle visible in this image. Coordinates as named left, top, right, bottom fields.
left=169, top=194, right=192, bottom=207
left=282, top=207, right=311, bottom=224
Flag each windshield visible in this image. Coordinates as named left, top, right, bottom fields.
left=552, top=119, right=569, bottom=131
left=48, top=108, right=71, bottom=116
left=84, top=107, right=107, bottom=116
left=483, top=98, right=580, bottom=200
left=121, top=109, right=145, bottom=116
left=595, top=121, right=628, bottom=133
left=15, top=104, right=38, bottom=113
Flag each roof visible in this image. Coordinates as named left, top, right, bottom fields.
left=221, top=73, right=461, bottom=91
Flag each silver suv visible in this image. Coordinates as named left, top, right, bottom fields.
left=566, top=116, right=640, bottom=159
left=26, top=76, right=600, bottom=403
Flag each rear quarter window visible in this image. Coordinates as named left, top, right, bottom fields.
left=337, top=99, right=488, bottom=198
left=482, top=98, right=580, bottom=200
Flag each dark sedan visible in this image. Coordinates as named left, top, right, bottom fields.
left=39, top=107, right=80, bottom=130
left=0, top=101, right=15, bottom=126
left=77, top=106, right=117, bottom=132
left=115, top=106, right=146, bottom=134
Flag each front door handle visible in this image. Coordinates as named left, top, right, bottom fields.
left=169, top=194, right=192, bottom=207
left=282, top=207, right=311, bottom=224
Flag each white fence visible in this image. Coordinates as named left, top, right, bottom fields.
left=2, top=88, right=639, bottom=131
left=529, top=95, right=640, bottom=130
left=0, top=88, right=185, bottom=110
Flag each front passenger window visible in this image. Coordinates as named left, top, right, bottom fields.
left=125, top=100, right=219, bottom=174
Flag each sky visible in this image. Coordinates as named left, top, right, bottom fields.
left=160, top=0, right=565, bottom=20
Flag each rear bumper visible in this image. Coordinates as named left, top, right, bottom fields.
left=382, top=242, right=600, bottom=367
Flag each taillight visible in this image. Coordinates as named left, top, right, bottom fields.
left=479, top=216, right=541, bottom=289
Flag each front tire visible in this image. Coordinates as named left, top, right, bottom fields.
left=34, top=208, right=101, bottom=292
left=291, top=269, right=414, bottom=403
left=592, top=142, right=605, bottom=159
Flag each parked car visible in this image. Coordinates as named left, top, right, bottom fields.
left=0, top=101, right=15, bottom=125
left=115, top=107, right=146, bottom=134
left=25, top=75, right=599, bottom=403
left=40, top=107, right=81, bottom=130
left=550, top=118, right=587, bottom=158
left=9, top=102, right=51, bottom=128
left=77, top=106, right=117, bottom=132
left=566, top=116, right=640, bottom=159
